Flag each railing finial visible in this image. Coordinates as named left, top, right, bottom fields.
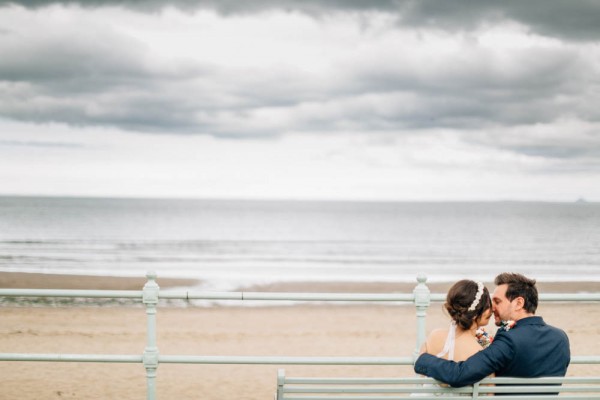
left=146, top=270, right=157, bottom=281
left=143, top=271, right=159, bottom=305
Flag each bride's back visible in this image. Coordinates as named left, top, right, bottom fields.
left=425, top=327, right=484, bottom=362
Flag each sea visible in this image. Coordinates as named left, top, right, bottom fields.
left=0, top=196, right=599, bottom=290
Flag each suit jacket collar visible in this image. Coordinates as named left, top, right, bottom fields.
left=514, top=316, right=545, bottom=327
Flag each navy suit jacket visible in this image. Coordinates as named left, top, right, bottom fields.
left=414, top=316, right=570, bottom=387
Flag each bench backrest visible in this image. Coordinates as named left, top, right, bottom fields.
left=276, top=369, right=600, bottom=399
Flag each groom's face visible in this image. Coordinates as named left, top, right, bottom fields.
left=492, top=284, right=514, bottom=326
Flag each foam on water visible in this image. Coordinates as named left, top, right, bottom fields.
left=1, top=196, right=599, bottom=290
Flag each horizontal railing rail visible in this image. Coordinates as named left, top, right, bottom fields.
left=3, top=289, right=600, bottom=302
left=2, top=354, right=599, bottom=365
left=0, top=354, right=143, bottom=363
left=2, top=272, right=599, bottom=400
left=0, top=288, right=143, bottom=298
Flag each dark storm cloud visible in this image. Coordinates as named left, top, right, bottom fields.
left=3, top=0, right=600, bottom=41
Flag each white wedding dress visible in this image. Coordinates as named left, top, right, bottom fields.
left=412, top=322, right=469, bottom=397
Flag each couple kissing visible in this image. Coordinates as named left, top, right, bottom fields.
left=414, top=272, right=570, bottom=389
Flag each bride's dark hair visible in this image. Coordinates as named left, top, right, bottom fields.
left=444, top=280, right=492, bottom=330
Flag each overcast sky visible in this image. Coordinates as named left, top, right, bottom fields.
left=1, top=0, right=599, bottom=201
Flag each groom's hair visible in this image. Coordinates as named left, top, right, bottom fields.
left=494, top=272, right=538, bottom=314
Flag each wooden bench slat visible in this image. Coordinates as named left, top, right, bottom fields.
left=277, top=369, right=600, bottom=399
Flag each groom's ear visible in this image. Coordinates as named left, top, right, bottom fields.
left=514, top=296, right=525, bottom=311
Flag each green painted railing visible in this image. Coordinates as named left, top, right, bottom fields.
left=1, top=271, right=599, bottom=399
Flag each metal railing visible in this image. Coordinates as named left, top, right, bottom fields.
left=1, top=271, right=600, bottom=399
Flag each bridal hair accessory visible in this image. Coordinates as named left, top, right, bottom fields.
left=468, top=281, right=484, bottom=311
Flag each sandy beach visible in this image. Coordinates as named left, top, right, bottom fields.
left=1, top=273, right=599, bottom=399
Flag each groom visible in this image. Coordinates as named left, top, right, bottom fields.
left=414, top=272, right=570, bottom=387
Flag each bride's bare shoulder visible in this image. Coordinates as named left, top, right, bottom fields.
left=426, top=328, right=449, bottom=347
left=428, top=328, right=449, bottom=340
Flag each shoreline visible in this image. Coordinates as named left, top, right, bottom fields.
left=239, top=280, right=600, bottom=294
left=0, top=271, right=200, bottom=290
left=1, top=271, right=599, bottom=294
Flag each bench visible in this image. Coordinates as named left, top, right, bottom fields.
left=275, top=369, right=600, bottom=399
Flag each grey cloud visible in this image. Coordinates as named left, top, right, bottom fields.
left=1, top=33, right=597, bottom=137
left=513, top=145, right=599, bottom=160
left=0, top=23, right=222, bottom=133
left=0, top=139, right=85, bottom=148
left=335, top=45, right=594, bottom=130
left=463, top=122, right=600, bottom=168
left=493, top=135, right=600, bottom=164
left=3, top=0, right=600, bottom=42
left=1, top=0, right=600, bottom=174
left=395, top=0, right=600, bottom=42
left=0, top=0, right=399, bottom=13
left=1, top=26, right=151, bottom=91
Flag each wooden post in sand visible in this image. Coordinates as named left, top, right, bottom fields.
left=413, top=274, right=430, bottom=360
left=143, top=271, right=160, bottom=400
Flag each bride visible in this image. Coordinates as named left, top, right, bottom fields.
left=416, top=280, right=493, bottom=396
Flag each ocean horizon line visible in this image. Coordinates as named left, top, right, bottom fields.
left=0, top=193, right=596, bottom=204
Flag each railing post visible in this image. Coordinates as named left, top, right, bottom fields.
left=413, top=274, right=430, bottom=361
left=276, top=369, right=285, bottom=400
left=473, top=381, right=480, bottom=399
left=143, top=271, right=160, bottom=400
